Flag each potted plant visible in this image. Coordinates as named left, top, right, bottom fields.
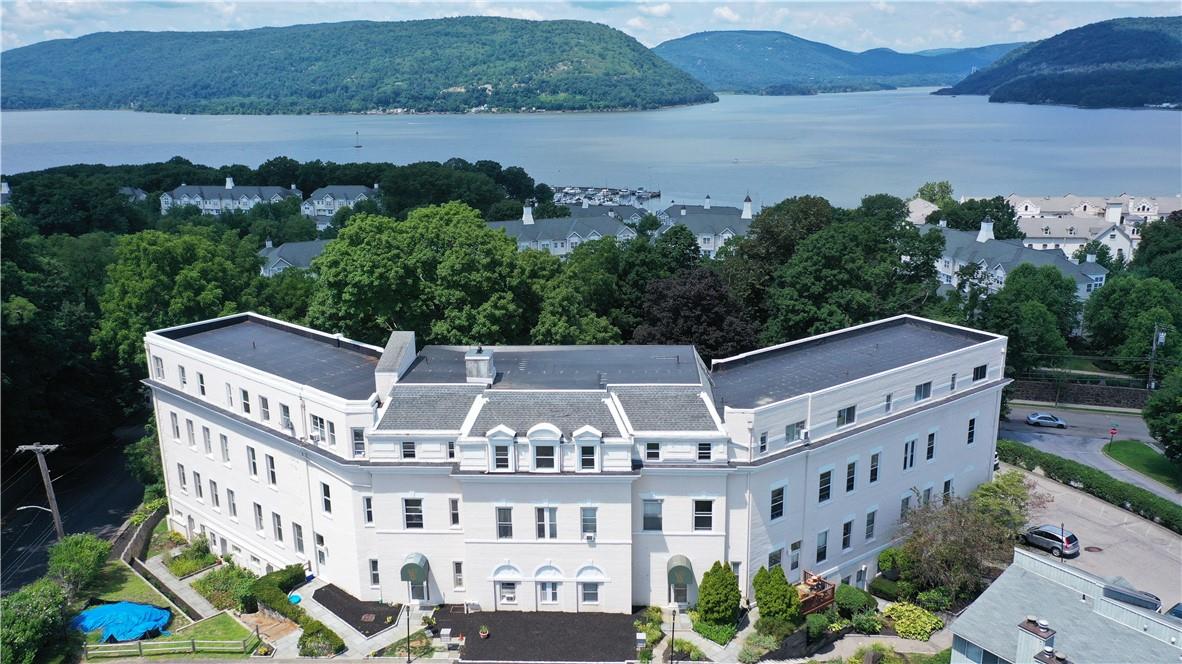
left=421, top=614, right=438, bottom=635
left=479, top=625, right=490, bottom=639
left=252, top=643, right=275, bottom=658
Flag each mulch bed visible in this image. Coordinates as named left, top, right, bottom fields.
left=434, top=604, right=644, bottom=662
left=311, top=584, right=401, bottom=637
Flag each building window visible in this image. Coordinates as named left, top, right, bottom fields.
left=253, top=503, right=264, bottom=531
left=646, top=442, right=660, bottom=461
left=210, top=480, right=219, bottom=508
left=842, top=519, right=853, bottom=550
left=914, top=382, right=932, bottom=402
left=943, top=479, right=954, bottom=500
left=369, top=559, right=380, bottom=586
left=836, top=405, right=856, bottom=428
left=496, top=507, right=513, bottom=539
left=926, top=432, right=936, bottom=461
left=884, top=393, right=892, bottom=413
left=197, top=373, right=206, bottom=396
left=352, top=429, right=366, bottom=458
left=789, top=541, right=801, bottom=571
left=845, top=461, right=856, bottom=492
left=186, top=419, right=195, bottom=447
left=402, top=441, right=416, bottom=459
left=950, top=373, right=957, bottom=392
left=240, top=389, right=251, bottom=414
left=535, top=446, right=556, bottom=470
left=177, top=463, right=187, bottom=490
left=179, top=365, right=187, bottom=387
left=202, top=427, right=212, bottom=455
left=193, top=472, right=203, bottom=499
left=219, top=434, right=229, bottom=462
left=404, top=498, right=424, bottom=529
left=643, top=500, right=663, bottom=531
left=450, top=498, right=460, bottom=526
left=580, top=446, right=596, bottom=470
left=310, top=415, right=326, bottom=442
left=759, top=432, right=768, bottom=453
left=581, top=582, right=599, bottom=603
left=272, top=513, right=283, bottom=542
left=327, top=422, right=336, bottom=446
left=225, top=384, right=233, bottom=407
left=816, top=530, right=828, bottom=563
left=152, top=356, right=164, bottom=379
left=320, top=483, right=332, bottom=513
left=869, top=452, right=880, bottom=483
left=363, top=496, right=374, bottom=524
left=539, top=582, right=559, bottom=603
left=693, top=500, right=713, bottom=531
left=966, top=418, right=976, bottom=445
left=535, top=506, right=558, bottom=539
left=453, top=561, right=464, bottom=589
left=818, top=470, right=832, bottom=502
left=900, top=495, right=911, bottom=519
left=498, top=582, right=517, bottom=604
left=293, top=522, right=304, bottom=553
left=672, top=582, right=688, bottom=604
left=697, top=442, right=712, bottom=461
left=280, top=404, right=292, bottom=430
left=247, top=447, right=258, bottom=477
left=770, top=487, right=784, bottom=520
left=903, top=440, right=916, bottom=470
left=494, top=446, right=510, bottom=470
left=447, top=441, right=456, bottom=459
left=767, top=548, right=784, bottom=569
left=785, top=421, right=806, bottom=444
left=170, top=412, right=180, bottom=440
left=265, top=455, right=277, bottom=485
left=581, top=507, right=597, bottom=537
left=259, top=397, right=270, bottom=421
left=865, top=510, right=877, bottom=540
left=227, top=489, right=237, bottom=517
left=315, top=533, right=326, bottom=565
left=923, top=487, right=932, bottom=505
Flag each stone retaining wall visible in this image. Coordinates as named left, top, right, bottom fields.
left=1011, top=379, right=1150, bottom=409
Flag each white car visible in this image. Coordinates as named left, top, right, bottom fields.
left=1026, top=412, right=1067, bottom=428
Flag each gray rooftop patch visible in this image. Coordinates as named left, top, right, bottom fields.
left=377, top=384, right=483, bottom=431
left=613, top=385, right=719, bottom=432
left=469, top=391, right=621, bottom=438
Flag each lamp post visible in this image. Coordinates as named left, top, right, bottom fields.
left=670, top=607, right=677, bottom=664
left=406, top=582, right=412, bottom=664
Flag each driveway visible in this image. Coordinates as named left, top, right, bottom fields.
left=1015, top=465, right=1182, bottom=609
left=1000, top=408, right=1180, bottom=504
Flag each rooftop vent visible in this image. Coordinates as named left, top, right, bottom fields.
left=465, top=346, right=495, bottom=386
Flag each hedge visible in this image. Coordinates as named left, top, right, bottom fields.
left=835, top=584, right=876, bottom=617
left=691, top=618, right=737, bottom=645
left=868, top=576, right=899, bottom=601
left=882, top=602, right=943, bottom=641
left=253, top=565, right=345, bottom=657
left=997, top=439, right=1182, bottom=535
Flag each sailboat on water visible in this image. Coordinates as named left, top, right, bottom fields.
left=353, top=131, right=362, bottom=149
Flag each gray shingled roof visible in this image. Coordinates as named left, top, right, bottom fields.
left=307, top=185, right=375, bottom=201
left=488, top=216, right=636, bottom=244
left=376, top=384, right=482, bottom=431
left=922, top=226, right=1107, bottom=285
left=953, top=558, right=1180, bottom=663
left=612, top=386, right=719, bottom=432
left=166, top=185, right=299, bottom=201
left=258, top=240, right=329, bottom=271
left=469, top=391, right=621, bottom=438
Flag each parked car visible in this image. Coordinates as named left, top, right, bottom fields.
left=1021, top=524, right=1080, bottom=557
left=1164, top=602, right=1182, bottom=623
left=1103, top=584, right=1161, bottom=612
left=1026, top=412, right=1067, bottom=428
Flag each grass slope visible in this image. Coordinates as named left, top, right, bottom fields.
left=1, top=17, right=716, bottom=114
left=1104, top=439, right=1182, bottom=492
left=936, top=17, right=1182, bottom=108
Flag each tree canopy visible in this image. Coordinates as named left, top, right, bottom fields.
left=925, top=195, right=1024, bottom=240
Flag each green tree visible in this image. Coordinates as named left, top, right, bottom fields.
left=926, top=196, right=1024, bottom=240
left=1131, top=212, right=1182, bottom=288
left=1144, top=369, right=1182, bottom=463
left=984, top=299, right=1069, bottom=376
left=1083, top=275, right=1182, bottom=357
left=252, top=268, right=317, bottom=325
left=48, top=533, right=112, bottom=601
left=970, top=470, right=1046, bottom=536
left=900, top=495, right=1011, bottom=599
left=1116, top=307, right=1179, bottom=375
left=126, top=416, right=164, bottom=498
left=531, top=284, right=621, bottom=344
left=916, top=181, right=955, bottom=208
left=984, top=263, right=1080, bottom=341
left=632, top=267, right=757, bottom=361
left=752, top=565, right=799, bottom=623
left=697, top=561, right=741, bottom=626
left=1, top=578, right=67, bottom=664
left=308, top=205, right=525, bottom=345
left=1071, top=240, right=1127, bottom=274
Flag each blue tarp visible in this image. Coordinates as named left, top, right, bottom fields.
left=71, top=601, right=172, bottom=642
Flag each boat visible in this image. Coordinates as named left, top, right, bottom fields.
left=353, top=131, right=362, bottom=149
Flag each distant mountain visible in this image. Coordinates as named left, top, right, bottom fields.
left=652, top=31, right=1024, bottom=93
left=936, top=17, right=1182, bottom=108
left=0, top=18, right=717, bottom=114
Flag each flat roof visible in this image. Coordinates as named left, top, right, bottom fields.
left=158, top=316, right=379, bottom=400
left=399, top=345, right=702, bottom=390
left=711, top=317, right=995, bottom=408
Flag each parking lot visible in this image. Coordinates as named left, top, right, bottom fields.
left=1015, top=465, right=1182, bottom=609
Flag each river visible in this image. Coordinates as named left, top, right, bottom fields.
left=2, top=89, right=1179, bottom=207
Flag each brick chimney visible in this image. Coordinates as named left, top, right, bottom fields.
left=976, top=217, right=995, bottom=243
left=741, top=195, right=753, bottom=220
left=1016, top=616, right=1055, bottom=664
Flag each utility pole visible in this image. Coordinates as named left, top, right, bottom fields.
left=15, top=443, right=65, bottom=541
left=1148, top=322, right=1166, bottom=390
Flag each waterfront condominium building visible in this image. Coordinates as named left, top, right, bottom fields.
left=145, top=312, right=1007, bottom=613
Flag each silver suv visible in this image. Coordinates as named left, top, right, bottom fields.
left=1022, top=524, right=1080, bottom=557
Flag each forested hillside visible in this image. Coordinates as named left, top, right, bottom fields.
left=0, top=18, right=716, bottom=114
left=935, top=17, right=1182, bottom=108
left=653, top=30, right=1022, bottom=93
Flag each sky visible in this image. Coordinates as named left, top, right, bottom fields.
left=2, top=0, right=1178, bottom=52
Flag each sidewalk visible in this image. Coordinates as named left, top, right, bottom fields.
left=142, top=554, right=218, bottom=617
left=1010, top=399, right=1144, bottom=416
left=662, top=606, right=761, bottom=663
left=296, top=577, right=418, bottom=657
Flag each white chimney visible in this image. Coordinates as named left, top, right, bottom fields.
left=939, top=219, right=948, bottom=228
left=581, top=199, right=589, bottom=209
left=290, top=183, right=297, bottom=190
left=1105, top=202, right=1122, bottom=224
left=741, top=195, right=753, bottom=220
left=608, top=208, right=616, bottom=219
left=225, top=176, right=235, bottom=190
left=373, top=182, right=380, bottom=190
left=680, top=205, right=687, bottom=216
left=1086, top=253, right=1097, bottom=263
left=465, top=346, right=495, bottom=386
left=976, top=217, right=995, bottom=243
left=704, top=194, right=711, bottom=210
left=522, top=204, right=534, bottom=225
left=1, top=181, right=9, bottom=195
left=264, top=237, right=273, bottom=249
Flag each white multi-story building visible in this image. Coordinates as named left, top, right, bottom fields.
left=145, top=312, right=1007, bottom=614
left=300, top=185, right=379, bottom=230
left=160, top=178, right=301, bottom=215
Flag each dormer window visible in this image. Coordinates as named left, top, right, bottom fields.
left=1042, top=226, right=1051, bottom=236
left=534, top=445, right=556, bottom=470
left=401, top=442, right=416, bottom=459
left=494, top=445, right=511, bottom=470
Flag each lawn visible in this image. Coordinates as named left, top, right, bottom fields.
left=1104, top=439, right=1182, bottom=492
left=372, top=629, right=435, bottom=658
left=90, top=560, right=190, bottom=630
left=83, top=612, right=259, bottom=658
left=907, top=648, right=952, bottom=664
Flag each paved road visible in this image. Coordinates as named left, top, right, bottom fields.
left=0, top=424, right=145, bottom=592
left=1000, top=408, right=1180, bottom=504
left=1015, top=465, right=1182, bottom=609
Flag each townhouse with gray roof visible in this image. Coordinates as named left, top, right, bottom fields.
left=300, top=184, right=379, bottom=230
left=160, top=177, right=301, bottom=215
left=257, top=238, right=329, bottom=277
left=656, top=195, right=754, bottom=257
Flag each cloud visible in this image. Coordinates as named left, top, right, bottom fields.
left=638, top=2, right=672, bottom=18
left=712, top=5, right=740, bottom=23
left=871, top=1, right=896, bottom=14
left=626, top=16, right=649, bottom=29
left=1008, top=15, right=1027, bottom=32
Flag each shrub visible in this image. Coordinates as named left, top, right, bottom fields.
left=917, top=587, right=952, bottom=613
left=697, top=561, right=741, bottom=626
left=47, top=533, right=111, bottom=600
left=633, top=606, right=664, bottom=649
left=851, top=610, right=882, bottom=634
left=997, top=439, right=1182, bottom=535
left=193, top=562, right=258, bottom=612
left=752, top=566, right=770, bottom=596
left=849, top=643, right=906, bottom=664
left=298, top=619, right=345, bottom=657
left=895, top=579, right=918, bottom=601
left=883, top=602, right=944, bottom=641
left=692, top=619, right=737, bottom=645
left=253, top=565, right=306, bottom=623
left=672, top=638, right=707, bottom=661
left=868, top=576, right=899, bottom=601
left=805, top=612, right=830, bottom=641
left=164, top=536, right=218, bottom=578
left=877, top=547, right=911, bottom=576
left=835, top=583, right=876, bottom=617
left=1, top=578, right=67, bottom=664
left=754, top=565, right=800, bottom=624
left=738, top=632, right=781, bottom=664
left=738, top=645, right=762, bottom=664
left=129, top=498, right=169, bottom=526
left=754, top=615, right=796, bottom=640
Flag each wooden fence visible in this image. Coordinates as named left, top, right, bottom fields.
left=83, top=637, right=257, bottom=659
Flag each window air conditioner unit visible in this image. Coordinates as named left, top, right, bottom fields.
left=585, top=534, right=596, bottom=543
left=801, top=429, right=811, bottom=445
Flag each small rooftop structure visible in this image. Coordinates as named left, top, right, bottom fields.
left=258, top=239, right=329, bottom=276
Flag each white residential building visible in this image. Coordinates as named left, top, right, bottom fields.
left=146, top=312, right=1007, bottom=613
left=300, top=185, right=379, bottom=230
left=160, top=178, right=301, bottom=215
